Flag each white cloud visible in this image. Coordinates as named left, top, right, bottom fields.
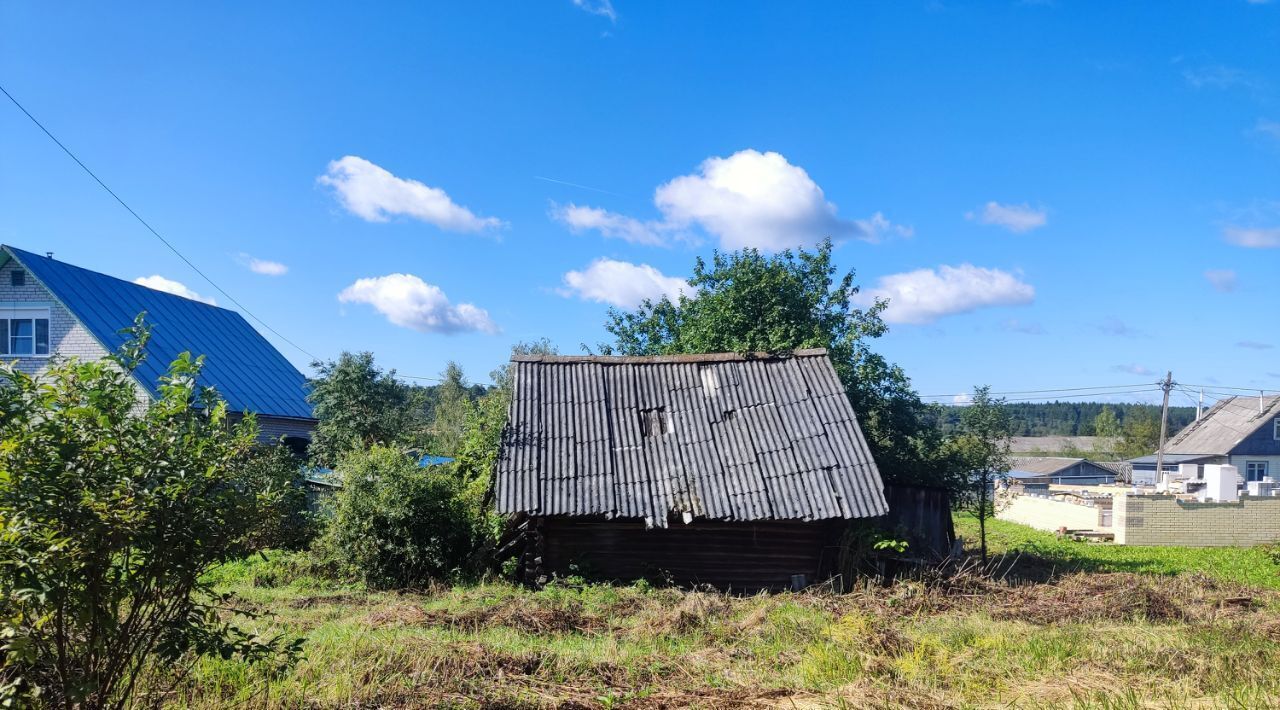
left=238, top=253, right=288, bottom=276
left=552, top=204, right=669, bottom=246
left=553, top=149, right=905, bottom=251
left=560, top=258, right=689, bottom=309
left=852, top=264, right=1034, bottom=324
left=571, top=0, right=616, bottom=21
left=1204, top=269, right=1238, bottom=292
left=318, top=156, right=503, bottom=232
left=966, top=201, right=1047, bottom=233
left=1224, top=226, right=1280, bottom=248
left=132, top=275, right=216, bottom=305
left=1111, top=364, right=1154, bottom=376
left=952, top=392, right=973, bottom=405
left=338, top=274, right=499, bottom=335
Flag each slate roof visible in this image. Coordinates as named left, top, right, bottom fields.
left=494, top=349, right=888, bottom=527
left=2, top=245, right=313, bottom=420
left=1009, top=457, right=1087, bottom=476
left=1165, top=395, right=1280, bottom=455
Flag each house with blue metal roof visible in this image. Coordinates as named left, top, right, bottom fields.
left=0, top=245, right=316, bottom=449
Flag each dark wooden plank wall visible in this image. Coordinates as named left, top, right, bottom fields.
left=539, top=517, right=836, bottom=591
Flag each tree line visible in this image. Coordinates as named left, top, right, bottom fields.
left=930, top=402, right=1197, bottom=438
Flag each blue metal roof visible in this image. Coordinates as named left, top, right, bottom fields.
left=3, top=246, right=314, bottom=420
left=418, top=454, right=455, bottom=467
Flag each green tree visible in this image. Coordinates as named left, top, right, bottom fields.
left=0, top=320, right=298, bottom=708
left=599, top=239, right=958, bottom=488
left=949, top=386, right=1013, bottom=561
left=320, top=445, right=476, bottom=589
left=307, top=351, right=411, bottom=465
left=1117, top=412, right=1160, bottom=461
left=424, top=362, right=475, bottom=457
left=1090, top=405, right=1122, bottom=459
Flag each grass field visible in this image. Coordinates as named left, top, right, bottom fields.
left=955, top=515, right=1280, bottom=589
left=164, top=521, right=1280, bottom=709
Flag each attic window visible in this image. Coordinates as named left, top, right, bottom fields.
left=10, top=270, right=25, bottom=287
left=640, top=407, right=671, bottom=437
left=1274, top=417, right=1280, bottom=441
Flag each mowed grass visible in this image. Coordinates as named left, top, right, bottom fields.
left=162, top=538, right=1280, bottom=709
left=956, top=514, right=1280, bottom=589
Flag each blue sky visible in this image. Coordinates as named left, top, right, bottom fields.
left=2, top=1, right=1279, bottom=406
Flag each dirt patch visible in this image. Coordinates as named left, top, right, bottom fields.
left=424, top=598, right=607, bottom=634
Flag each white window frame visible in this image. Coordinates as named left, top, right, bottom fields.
left=1245, top=461, right=1269, bottom=483
left=0, top=304, right=52, bottom=358
left=1274, top=417, right=1280, bottom=441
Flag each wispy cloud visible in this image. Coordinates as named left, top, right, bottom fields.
left=1223, top=226, right=1280, bottom=248
left=552, top=149, right=908, bottom=251
left=338, top=274, right=499, bottom=335
left=1254, top=119, right=1280, bottom=142
left=851, top=264, right=1034, bottom=325
left=1182, top=64, right=1261, bottom=92
left=318, top=156, right=503, bottom=233
left=1111, top=363, right=1154, bottom=376
left=552, top=204, right=670, bottom=246
left=1204, top=269, right=1238, bottom=292
left=237, top=253, right=288, bottom=276
left=133, top=275, right=216, bottom=305
left=966, top=201, right=1048, bottom=233
left=1237, top=340, right=1274, bottom=350
left=571, top=0, right=616, bottom=22
left=1003, top=319, right=1045, bottom=335
left=1097, top=317, right=1144, bottom=337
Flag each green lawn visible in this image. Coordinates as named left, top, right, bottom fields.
left=956, top=514, right=1280, bottom=589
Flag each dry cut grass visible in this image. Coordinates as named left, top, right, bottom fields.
left=163, top=548, right=1280, bottom=709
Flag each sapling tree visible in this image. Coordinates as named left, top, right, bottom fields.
left=0, top=318, right=299, bottom=708
left=951, top=386, right=1013, bottom=561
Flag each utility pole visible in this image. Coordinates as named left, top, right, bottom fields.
left=1154, top=371, right=1174, bottom=488
left=1197, top=388, right=1204, bottom=420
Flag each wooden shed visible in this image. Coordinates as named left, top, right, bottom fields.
left=494, top=349, right=889, bottom=590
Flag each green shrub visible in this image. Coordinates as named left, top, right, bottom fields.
left=319, top=445, right=476, bottom=589
left=238, top=444, right=320, bottom=550
left=0, top=319, right=300, bottom=708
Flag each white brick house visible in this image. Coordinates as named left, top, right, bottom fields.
left=0, top=245, right=316, bottom=451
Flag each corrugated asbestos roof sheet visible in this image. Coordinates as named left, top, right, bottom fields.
left=4, top=246, right=313, bottom=420
left=1165, top=395, right=1280, bottom=455
left=1009, top=457, right=1086, bottom=475
left=495, top=349, right=888, bottom=526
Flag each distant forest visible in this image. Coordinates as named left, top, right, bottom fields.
left=931, top=401, right=1198, bottom=437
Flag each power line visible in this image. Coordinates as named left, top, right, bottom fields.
left=996, top=388, right=1161, bottom=403
left=920, top=382, right=1154, bottom=399
left=0, top=82, right=319, bottom=362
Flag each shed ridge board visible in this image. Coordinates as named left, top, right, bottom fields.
left=495, top=350, right=888, bottom=527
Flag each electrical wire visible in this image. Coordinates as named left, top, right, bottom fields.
left=920, top=382, right=1155, bottom=399
left=0, top=81, right=320, bottom=362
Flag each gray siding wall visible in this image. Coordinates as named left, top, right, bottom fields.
left=1229, top=416, right=1280, bottom=457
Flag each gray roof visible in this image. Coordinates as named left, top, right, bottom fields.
left=1009, top=456, right=1087, bottom=475
left=494, top=349, right=888, bottom=527
left=1011, top=436, right=1101, bottom=453
left=1164, top=395, right=1280, bottom=455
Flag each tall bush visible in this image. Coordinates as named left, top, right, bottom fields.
left=321, top=445, right=475, bottom=589
left=0, top=321, right=299, bottom=708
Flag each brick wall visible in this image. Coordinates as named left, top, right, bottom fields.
left=1113, top=493, right=1280, bottom=546
left=997, top=494, right=1106, bottom=532
left=0, top=260, right=113, bottom=374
